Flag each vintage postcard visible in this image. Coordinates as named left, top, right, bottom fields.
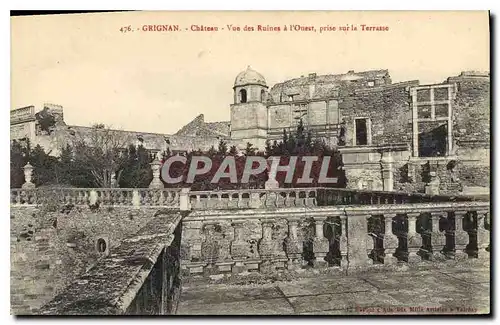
left=10, top=11, right=490, bottom=316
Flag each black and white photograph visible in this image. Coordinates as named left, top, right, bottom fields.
left=9, top=10, right=491, bottom=316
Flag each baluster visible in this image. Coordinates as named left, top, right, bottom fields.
left=407, top=212, right=422, bottom=263
left=234, top=193, right=242, bottom=209
left=283, top=192, right=292, bottom=207
left=201, top=223, right=219, bottom=274
left=257, top=220, right=274, bottom=272
left=339, top=216, right=348, bottom=268
left=312, top=217, right=329, bottom=268
left=158, top=190, right=165, bottom=206
left=284, top=218, right=302, bottom=269
left=118, top=190, right=125, bottom=205
left=476, top=210, right=490, bottom=259
left=217, top=193, right=223, bottom=209
left=383, top=213, right=399, bottom=265
left=164, top=191, right=171, bottom=205
left=141, top=190, right=148, bottom=205
left=15, top=190, right=21, bottom=204
left=207, top=194, right=213, bottom=209
left=230, top=220, right=250, bottom=271
left=430, top=212, right=446, bottom=261
left=151, top=190, right=159, bottom=206
left=453, top=211, right=469, bottom=260
left=75, top=190, right=82, bottom=205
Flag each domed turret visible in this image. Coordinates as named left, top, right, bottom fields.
left=230, top=66, right=269, bottom=150
left=234, top=66, right=267, bottom=88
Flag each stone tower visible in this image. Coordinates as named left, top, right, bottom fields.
left=230, top=66, right=268, bottom=150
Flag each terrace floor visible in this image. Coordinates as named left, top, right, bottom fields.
left=177, top=266, right=490, bottom=315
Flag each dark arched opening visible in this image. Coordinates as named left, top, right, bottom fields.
left=239, top=89, right=247, bottom=103
left=97, top=238, right=107, bottom=253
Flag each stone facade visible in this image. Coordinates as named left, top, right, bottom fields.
left=10, top=69, right=490, bottom=194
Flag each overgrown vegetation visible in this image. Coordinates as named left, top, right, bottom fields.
left=11, top=120, right=346, bottom=190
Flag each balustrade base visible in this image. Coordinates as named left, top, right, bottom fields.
left=313, top=257, right=329, bottom=269
left=454, top=249, right=469, bottom=261
left=182, top=263, right=206, bottom=276
left=477, top=249, right=490, bottom=260
left=429, top=252, right=447, bottom=262
left=286, top=258, right=303, bottom=270
left=383, top=251, right=398, bottom=265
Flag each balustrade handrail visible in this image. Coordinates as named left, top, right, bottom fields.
left=184, top=200, right=491, bottom=221
left=10, top=186, right=488, bottom=209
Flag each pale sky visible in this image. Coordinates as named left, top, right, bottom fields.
left=11, top=11, right=489, bottom=134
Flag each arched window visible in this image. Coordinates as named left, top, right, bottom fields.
left=97, top=238, right=107, bottom=253
left=239, top=89, right=247, bottom=103
left=260, top=89, right=266, bottom=102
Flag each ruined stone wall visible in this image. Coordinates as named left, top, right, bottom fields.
left=451, top=74, right=490, bottom=145
left=339, top=81, right=417, bottom=146
left=10, top=204, right=162, bottom=314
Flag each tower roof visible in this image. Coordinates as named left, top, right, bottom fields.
left=234, top=66, right=267, bottom=88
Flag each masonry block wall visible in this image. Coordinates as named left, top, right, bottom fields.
left=340, top=81, right=416, bottom=147
left=180, top=217, right=318, bottom=277
left=10, top=205, right=161, bottom=314
left=450, top=73, right=490, bottom=189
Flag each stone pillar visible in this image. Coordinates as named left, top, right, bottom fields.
left=258, top=220, right=276, bottom=272
left=231, top=220, right=249, bottom=273
left=179, top=188, right=191, bottom=211
left=149, top=160, right=164, bottom=189
left=201, top=223, right=219, bottom=275
left=249, top=192, right=262, bottom=209
left=406, top=212, right=422, bottom=263
left=453, top=211, right=469, bottom=260
left=383, top=213, right=399, bottom=265
left=380, top=152, right=394, bottom=192
left=284, top=218, right=302, bottom=269
left=476, top=210, right=490, bottom=259
left=339, top=216, right=348, bottom=268
left=22, top=162, right=35, bottom=189
left=346, top=214, right=372, bottom=269
left=132, top=189, right=141, bottom=207
left=430, top=212, right=446, bottom=261
left=89, top=189, right=98, bottom=206
left=312, top=217, right=329, bottom=268
left=180, top=221, right=203, bottom=274
left=265, top=157, right=280, bottom=189
left=425, top=171, right=440, bottom=195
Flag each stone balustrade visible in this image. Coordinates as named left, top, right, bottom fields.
left=10, top=188, right=181, bottom=208
left=180, top=201, right=490, bottom=276
left=188, top=188, right=318, bottom=210
left=11, top=186, right=480, bottom=210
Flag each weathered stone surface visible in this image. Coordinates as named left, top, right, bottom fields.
left=10, top=205, right=168, bottom=314
left=36, top=211, right=182, bottom=315
left=177, top=266, right=489, bottom=315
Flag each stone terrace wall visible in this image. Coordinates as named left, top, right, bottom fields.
left=10, top=204, right=167, bottom=314
left=38, top=212, right=182, bottom=315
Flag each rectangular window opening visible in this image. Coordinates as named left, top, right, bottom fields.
left=355, top=119, right=368, bottom=146
left=418, top=124, right=447, bottom=157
